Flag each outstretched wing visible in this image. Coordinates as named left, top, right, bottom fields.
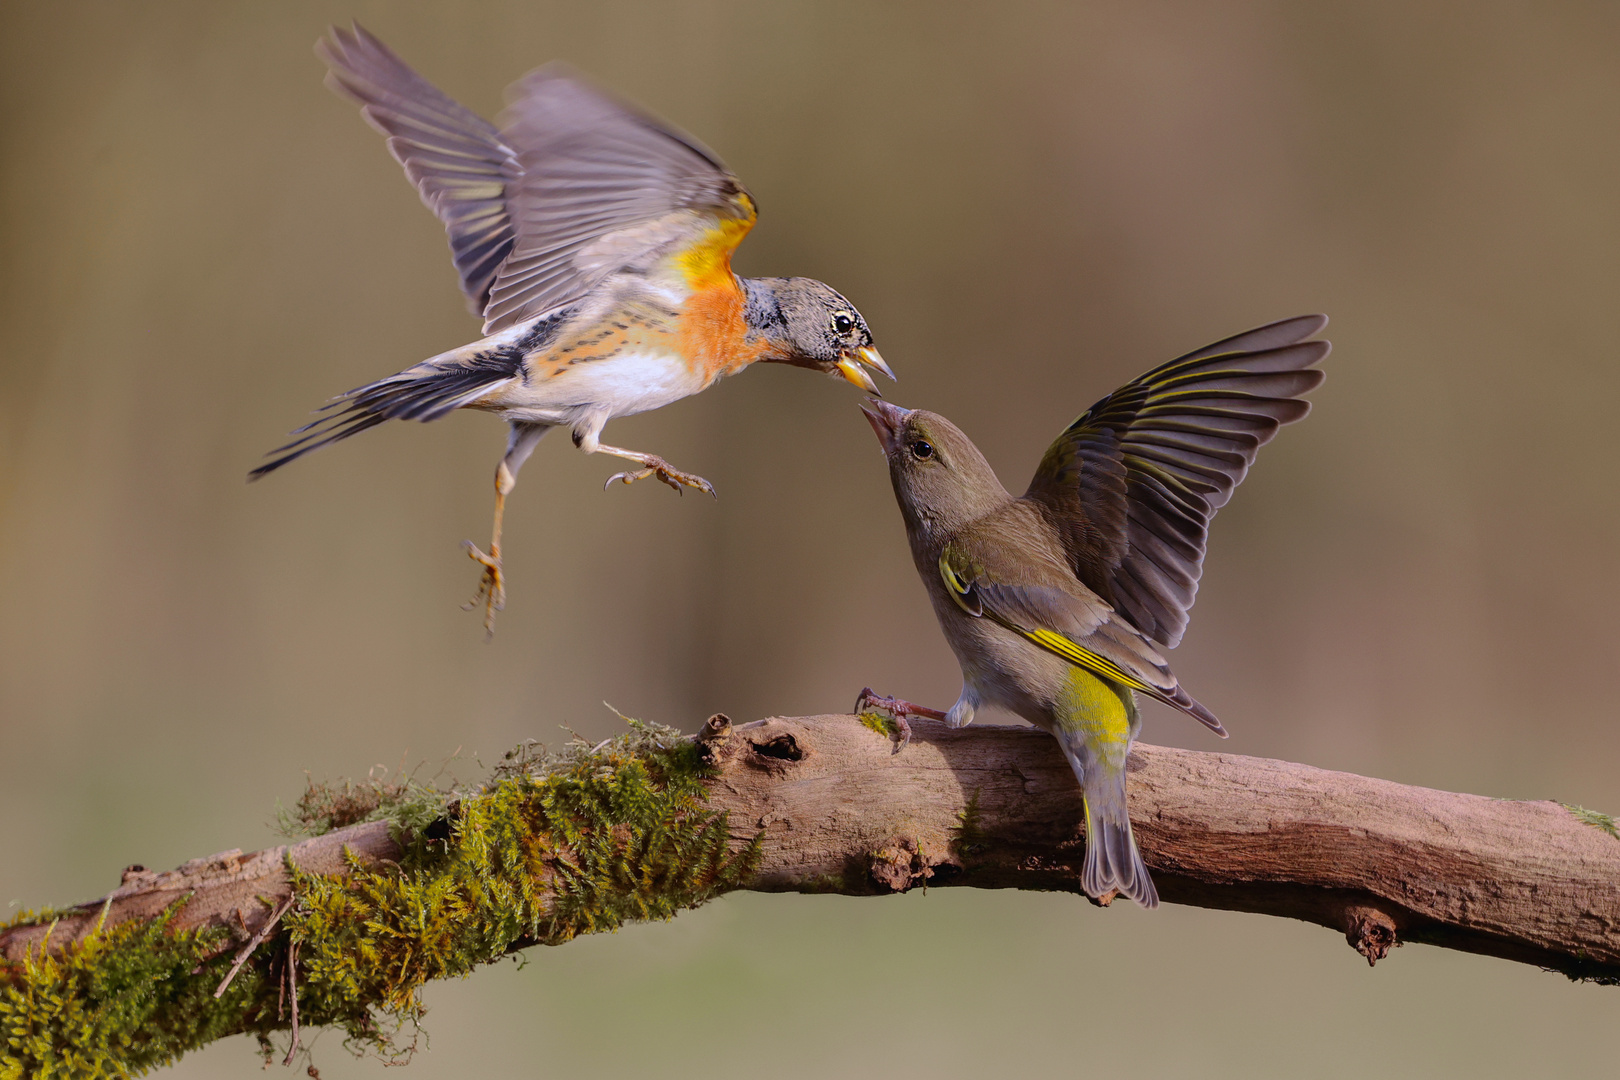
left=1024, top=315, right=1329, bottom=650
left=940, top=537, right=1224, bottom=735
left=319, top=23, right=520, bottom=318
left=319, top=24, right=757, bottom=335
left=485, top=65, right=756, bottom=332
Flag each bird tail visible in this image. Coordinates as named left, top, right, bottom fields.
left=248, top=344, right=522, bottom=480
left=1056, top=733, right=1158, bottom=909
left=1080, top=778, right=1158, bottom=909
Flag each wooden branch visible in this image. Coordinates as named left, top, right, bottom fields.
left=5, top=714, right=1618, bottom=981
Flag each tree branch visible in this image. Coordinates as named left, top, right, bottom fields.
left=3, top=713, right=1616, bottom=1070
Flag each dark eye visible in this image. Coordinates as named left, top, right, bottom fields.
left=832, top=312, right=855, bottom=334
left=909, top=439, right=934, bottom=461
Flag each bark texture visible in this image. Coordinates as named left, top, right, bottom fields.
left=5, top=714, right=1618, bottom=980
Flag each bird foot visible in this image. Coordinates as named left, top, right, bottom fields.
left=604, top=456, right=716, bottom=497
left=461, top=540, right=505, bottom=640
left=854, top=687, right=948, bottom=750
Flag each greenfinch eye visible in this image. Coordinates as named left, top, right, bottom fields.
left=832, top=312, right=855, bottom=334
left=909, top=439, right=934, bottom=461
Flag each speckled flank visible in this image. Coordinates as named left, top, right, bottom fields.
left=535, top=313, right=679, bottom=375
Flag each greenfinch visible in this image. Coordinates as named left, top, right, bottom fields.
left=859, top=315, right=1328, bottom=907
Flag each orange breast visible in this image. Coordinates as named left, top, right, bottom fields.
left=677, top=278, right=768, bottom=384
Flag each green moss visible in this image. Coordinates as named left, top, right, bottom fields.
left=1, top=718, right=759, bottom=1076
left=1564, top=804, right=1620, bottom=840
left=0, top=900, right=279, bottom=1078
left=857, top=712, right=901, bottom=739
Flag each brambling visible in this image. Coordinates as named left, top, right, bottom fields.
left=252, top=24, right=890, bottom=634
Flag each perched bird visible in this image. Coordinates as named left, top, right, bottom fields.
left=858, top=316, right=1328, bottom=907
left=251, top=24, right=890, bottom=634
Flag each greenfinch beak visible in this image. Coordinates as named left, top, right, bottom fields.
left=859, top=398, right=913, bottom=453
left=835, top=347, right=893, bottom=393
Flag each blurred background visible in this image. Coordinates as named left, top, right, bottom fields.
left=3, top=0, right=1619, bottom=1075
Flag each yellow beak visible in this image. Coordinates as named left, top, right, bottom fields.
left=835, top=356, right=880, bottom=394
left=835, top=347, right=893, bottom=394
left=858, top=346, right=895, bottom=381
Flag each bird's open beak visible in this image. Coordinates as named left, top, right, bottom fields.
left=858, top=346, right=895, bottom=381
left=859, top=398, right=912, bottom=454
left=835, top=347, right=894, bottom=394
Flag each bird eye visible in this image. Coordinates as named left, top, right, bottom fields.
left=909, top=439, right=934, bottom=461
left=832, top=312, right=855, bottom=335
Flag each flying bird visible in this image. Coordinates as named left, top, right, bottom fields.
left=858, top=315, right=1328, bottom=907
left=252, top=24, right=890, bottom=634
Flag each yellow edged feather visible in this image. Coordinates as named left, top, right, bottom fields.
left=937, top=549, right=1157, bottom=697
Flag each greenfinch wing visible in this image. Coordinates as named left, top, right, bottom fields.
left=1024, top=315, right=1328, bottom=650
left=939, top=539, right=1224, bottom=734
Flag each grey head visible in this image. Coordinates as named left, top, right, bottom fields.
left=742, top=277, right=892, bottom=392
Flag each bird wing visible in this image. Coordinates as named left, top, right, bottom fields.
left=319, top=23, right=521, bottom=319
left=482, top=63, right=755, bottom=333
left=1023, top=315, right=1329, bottom=650
left=939, top=537, right=1225, bottom=734
left=319, top=24, right=758, bottom=335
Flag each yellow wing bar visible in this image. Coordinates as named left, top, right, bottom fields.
left=939, top=552, right=983, bottom=617
left=939, top=550, right=1157, bottom=697
left=1019, top=627, right=1158, bottom=697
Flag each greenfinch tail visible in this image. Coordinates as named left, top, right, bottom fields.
left=1053, top=661, right=1157, bottom=907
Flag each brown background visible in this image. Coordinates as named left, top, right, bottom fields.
left=3, top=1, right=1618, bottom=1075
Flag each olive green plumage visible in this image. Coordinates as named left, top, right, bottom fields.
left=862, top=315, right=1329, bottom=907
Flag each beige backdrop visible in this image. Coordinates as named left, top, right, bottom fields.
left=3, top=1, right=1618, bottom=1076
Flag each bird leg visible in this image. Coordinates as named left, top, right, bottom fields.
left=464, top=422, right=549, bottom=640
left=462, top=460, right=514, bottom=639
left=595, top=444, right=716, bottom=497
left=854, top=687, right=948, bottom=749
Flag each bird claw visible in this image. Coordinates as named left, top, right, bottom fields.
left=854, top=687, right=947, bottom=750
left=461, top=540, right=504, bottom=640
left=854, top=687, right=890, bottom=717
left=891, top=714, right=913, bottom=749
left=604, top=457, right=716, bottom=497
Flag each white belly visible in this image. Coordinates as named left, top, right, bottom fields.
left=492, top=348, right=710, bottom=427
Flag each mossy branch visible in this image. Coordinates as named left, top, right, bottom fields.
left=4, top=713, right=1618, bottom=1076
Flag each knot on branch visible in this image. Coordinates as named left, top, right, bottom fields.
left=120, top=865, right=156, bottom=887
left=694, top=714, right=735, bottom=766
left=1343, top=904, right=1401, bottom=966
left=177, top=849, right=243, bottom=877
left=699, top=713, right=733, bottom=744
left=746, top=731, right=805, bottom=773
left=868, top=838, right=952, bottom=893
